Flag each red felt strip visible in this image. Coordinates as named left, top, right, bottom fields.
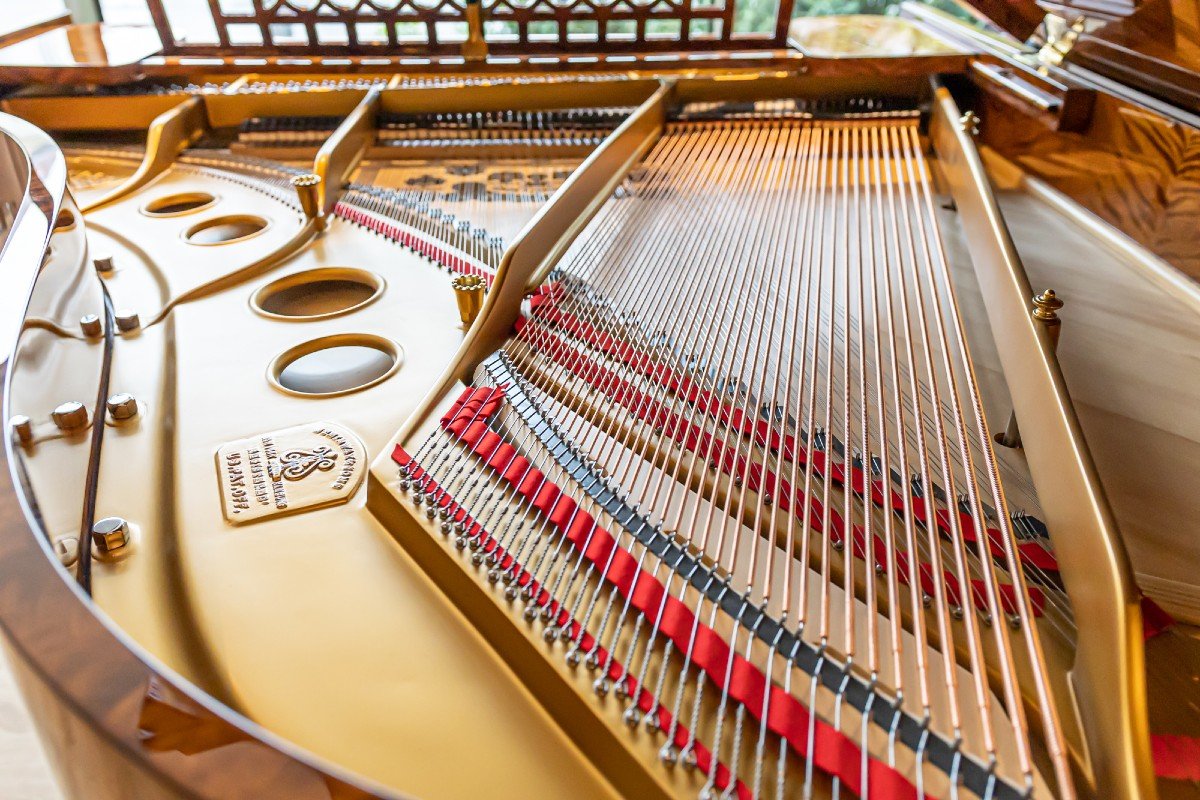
left=508, top=325, right=1045, bottom=618
left=524, top=296, right=1059, bottom=575
left=392, top=446, right=749, bottom=798
left=333, top=202, right=493, bottom=283
left=400, top=389, right=936, bottom=800
left=1151, top=734, right=1200, bottom=781
left=1141, top=595, right=1175, bottom=640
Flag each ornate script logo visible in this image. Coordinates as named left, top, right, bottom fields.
left=271, top=446, right=338, bottom=482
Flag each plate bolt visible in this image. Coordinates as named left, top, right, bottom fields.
left=107, top=393, right=139, bottom=421
left=115, top=310, right=141, bottom=333
left=80, top=314, right=102, bottom=338
left=51, top=401, right=89, bottom=431
left=91, top=517, right=130, bottom=553
left=10, top=415, right=33, bottom=445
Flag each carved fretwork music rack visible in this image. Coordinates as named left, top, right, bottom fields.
left=143, top=0, right=795, bottom=57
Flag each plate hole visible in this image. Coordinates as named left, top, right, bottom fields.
left=271, top=335, right=401, bottom=396
left=143, top=192, right=217, bottom=216
left=185, top=214, right=268, bottom=245
left=254, top=268, right=383, bottom=320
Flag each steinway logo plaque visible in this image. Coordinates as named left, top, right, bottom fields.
left=216, top=423, right=366, bottom=524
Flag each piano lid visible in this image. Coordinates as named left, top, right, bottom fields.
left=957, top=0, right=1048, bottom=40
left=1057, top=0, right=1200, bottom=112
left=959, top=0, right=1199, bottom=112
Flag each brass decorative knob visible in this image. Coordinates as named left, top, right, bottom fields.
left=452, top=274, right=486, bottom=325
left=80, top=313, right=102, bottom=338
left=958, top=111, right=980, bottom=136
left=291, top=173, right=323, bottom=222
left=51, top=401, right=89, bottom=431
left=91, top=517, right=130, bottom=553
left=107, top=393, right=139, bottom=421
left=1032, top=289, right=1064, bottom=321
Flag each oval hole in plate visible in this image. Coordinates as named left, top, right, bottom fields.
left=270, top=334, right=401, bottom=397
left=253, top=268, right=383, bottom=321
left=143, top=191, right=217, bottom=217
left=185, top=214, right=268, bottom=245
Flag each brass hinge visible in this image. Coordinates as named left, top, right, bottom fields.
left=958, top=110, right=980, bottom=136
left=1037, top=14, right=1087, bottom=67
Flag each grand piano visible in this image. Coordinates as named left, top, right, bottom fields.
left=0, top=1, right=1197, bottom=798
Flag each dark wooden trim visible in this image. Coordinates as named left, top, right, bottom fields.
left=959, top=0, right=1045, bottom=40
left=140, top=0, right=791, bottom=57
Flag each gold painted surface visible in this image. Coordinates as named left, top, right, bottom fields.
left=71, top=168, right=620, bottom=800
left=82, top=97, right=207, bottom=214
left=315, top=88, right=380, bottom=214
left=84, top=168, right=306, bottom=320
left=66, top=155, right=141, bottom=204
